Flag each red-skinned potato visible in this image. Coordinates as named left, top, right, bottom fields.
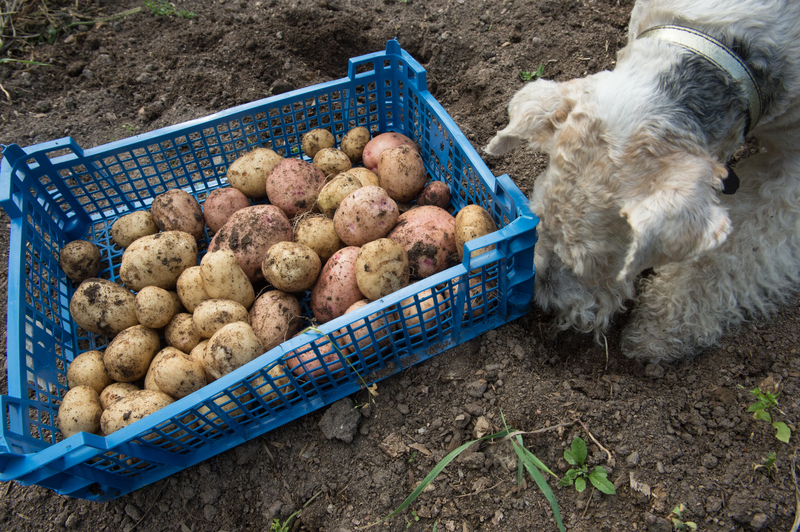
left=416, top=181, right=451, bottom=209
left=285, top=336, right=339, bottom=379
left=265, top=158, right=327, bottom=218
left=388, top=206, right=458, bottom=278
left=333, top=186, right=399, bottom=246
left=151, top=189, right=205, bottom=240
left=203, top=187, right=251, bottom=233
left=310, top=246, right=364, bottom=323
left=362, top=132, right=418, bottom=172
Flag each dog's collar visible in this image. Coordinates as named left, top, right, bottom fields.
left=637, top=24, right=763, bottom=133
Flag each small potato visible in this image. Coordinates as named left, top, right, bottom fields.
left=99, top=382, right=139, bottom=410
left=301, top=128, right=335, bottom=158
left=151, top=189, right=205, bottom=240
left=200, top=249, right=255, bottom=309
left=176, top=266, right=211, bottom=313
left=355, top=239, right=409, bottom=301
left=227, top=148, right=284, bottom=199
left=265, top=158, right=327, bottom=218
left=416, top=181, right=451, bottom=209
left=103, top=325, right=161, bottom=382
left=203, top=187, right=251, bottom=233
left=69, top=278, right=139, bottom=337
left=100, top=390, right=174, bottom=435
left=152, top=347, right=207, bottom=399
left=294, top=215, right=343, bottom=264
left=193, top=299, right=250, bottom=338
left=312, top=148, right=352, bottom=178
left=206, top=322, right=264, bottom=378
left=66, top=350, right=113, bottom=394
left=378, top=145, right=428, bottom=203
left=343, top=167, right=380, bottom=188
left=58, top=386, right=103, bottom=438
left=400, top=288, right=450, bottom=336
left=340, top=126, right=371, bottom=163
left=310, top=246, right=364, bottom=323
left=285, top=336, right=339, bottom=379
left=120, top=231, right=198, bottom=291
left=165, top=313, right=203, bottom=353
left=455, top=204, right=498, bottom=262
left=249, top=290, right=303, bottom=352
left=333, top=186, right=399, bottom=246
left=317, top=173, right=362, bottom=218
left=388, top=206, right=458, bottom=278
left=262, top=242, right=322, bottom=293
left=111, top=211, right=159, bottom=249
left=208, top=205, right=294, bottom=283
left=362, top=132, right=418, bottom=172
left=135, top=286, right=178, bottom=329
left=59, top=240, right=102, bottom=283
left=335, top=299, right=391, bottom=357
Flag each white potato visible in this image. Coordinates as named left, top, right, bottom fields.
left=58, top=385, right=103, bottom=438
left=200, top=249, right=255, bottom=309
left=151, top=347, right=207, bottom=399
left=135, top=286, right=178, bottom=329
left=111, top=211, right=159, bottom=249
left=66, top=350, right=113, bottom=394
left=103, top=325, right=161, bottom=383
left=176, top=266, right=211, bottom=313
left=206, top=322, right=264, bottom=378
left=192, top=299, right=250, bottom=339
left=100, top=390, right=174, bottom=435
left=120, top=231, right=198, bottom=291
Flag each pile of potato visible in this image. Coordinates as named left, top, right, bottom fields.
left=56, top=125, right=499, bottom=440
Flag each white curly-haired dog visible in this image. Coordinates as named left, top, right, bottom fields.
left=486, top=0, right=800, bottom=363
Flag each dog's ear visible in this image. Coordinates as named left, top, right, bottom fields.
left=484, top=79, right=579, bottom=156
left=617, top=156, right=731, bottom=281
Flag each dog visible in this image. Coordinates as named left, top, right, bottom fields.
left=485, top=0, right=800, bottom=363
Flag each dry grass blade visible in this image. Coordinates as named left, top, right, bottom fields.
left=791, top=448, right=799, bottom=532
left=0, top=0, right=102, bottom=54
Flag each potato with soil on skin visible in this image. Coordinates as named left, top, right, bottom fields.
left=343, top=167, right=380, bottom=188
left=265, top=158, right=327, bottom=218
left=205, top=322, right=264, bottom=379
left=203, top=187, right=251, bottom=233
left=188, top=340, right=213, bottom=383
left=317, top=172, right=362, bottom=218
left=333, top=186, right=399, bottom=247
left=400, top=288, right=450, bottom=336
left=57, top=385, right=103, bottom=438
left=294, top=215, right=343, bottom=265
left=312, top=148, right=352, bottom=178
left=144, top=348, right=169, bottom=393
left=100, top=389, right=174, bottom=436
left=111, top=210, right=159, bottom=249
left=151, top=347, right=207, bottom=399
left=192, top=298, right=250, bottom=339
left=362, top=132, right=418, bottom=172
left=103, top=324, right=161, bottom=382
left=378, top=145, right=428, bottom=203
left=455, top=204, right=498, bottom=262
left=355, top=238, right=410, bottom=301
left=285, top=336, right=339, bottom=379
left=66, top=350, right=113, bottom=394
left=301, top=128, right=335, bottom=158
left=176, top=266, right=211, bottom=313
left=335, top=299, right=391, bottom=356
left=59, top=240, right=102, bottom=283
left=135, top=286, right=178, bottom=329
left=208, top=205, right=294, bottom=283
left=120, top=231, right=198, bottom=291
left=262, top=242, right=322, bottom=293
left=200, top=249, right=255, bottom=309
left=249, top=290, right=303, bottom=352
left=226, top=147, right=283, bottom=199
left=388, top=205, right=458, bottom=278
left=150, top=189, right=205, bottom=240
left=99, top=382, right=139, bottom=410
left=310, top=246, right=364, bottom=323
left=69, top=278, right=139, bottom=337
left=165, top=313, right=203, bottom=354
left=339, top=126, right=371, bottom=164
left=416, top=180, right=451, bottom=209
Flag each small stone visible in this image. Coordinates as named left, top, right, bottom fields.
left=466, top=380, right=488, bottom=398
left=136, top=73, right=157, bottom=84
left=82, top=69, right=93, bottom=79
left=644, top=364, right=665, bottom=379
left=454, top=413, right=472, bottom=429
left=625, top=452, right=640, bottom=467
left=113, top=22, right=123, bottom=32
left=33, top=100, right=52, bottom=113
left=66, top=61, right=86, bottom=77
left=473, top=416, right=492, bottom=439
left=319, top=398, right=360, bottom=442
left=643, top=513, right=672, bottom=532
left=705, top=496, right=723, bottom=514
left=701, top=453, right=718, bottom=469
left=200, top=487, right=220, bottom=505
left=65, top=514, right=81, bottom=529
left=124, top=504, right=143, bottom=521
left=397, top=403, right=410, bottom=415
left=750, top=513, right=768, bottom=530
left=531, top=36, right=543, bottom=46
left=204, top=505, right=217, bottom=522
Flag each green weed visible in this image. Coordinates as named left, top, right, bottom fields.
left=668, top=503, right=697, bottom=531
left=143, top=0, right=197, bottom=19
left=557, top=436, right=616, bottom=495
left=740, top=385, right=792, bottom=443
left=519, top=65, right=545, bottom=82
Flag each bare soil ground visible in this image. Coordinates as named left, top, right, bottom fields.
left=0, top=1, right=799, bottom=531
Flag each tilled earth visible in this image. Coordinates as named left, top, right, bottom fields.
left=0, top=1, right=799, bottom=531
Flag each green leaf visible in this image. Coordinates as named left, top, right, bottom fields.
left=773, top=421, right=791, bottom=443
left=571, top=437, right=588, bottom=466
left=748, top=401, right=766, bottom=412
left=753, top=409, right=772, bottom=423
left=563, top=449, right=579, bottom=466
left=685, top=522, right=698, bottom=531
left=575, top=476, right=587, bottom=492
left=558, top=477, right=574, bottom=487
left=510, top=438, right=565, bottom=532
left=516, top=438, right=557, bottom=477
left=589, top=467, right=616, bottom=495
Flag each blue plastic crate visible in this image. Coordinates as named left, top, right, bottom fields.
left=0, top=40, right=538, bottom=501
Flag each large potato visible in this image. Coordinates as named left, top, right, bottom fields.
left=340, top=126, right=371, bottom=163
left=265, top=158, right=327, bottom=218
left=262, top=242, right=321, bottom=293
left=200, top=249, right=255, bottom=309
left=165, top=313, right=203, bottom=353
left=378, top=145, right=428, bottom=203
left=135, top=286, right=178, bottom=329
left=103, top=324, right=161, bottom=382
left=111, top=211, right=159, bottom=249
left=249, top=290, right=302, bottom=352
left=203, top=187, right=251, bottom=233
left=388, top=206, right=458, bottom=278
left=310, top=246, right=364, bottom=323
left=285, top=336, right=339, bottom=379
left=100, top=390, right=174, bottom=435
left=317, top=173, right=362, bottom=218
left=206, top=322, right=264, bottom=379
left=301, top=128, right=335, bottom=158
left=58, top=386, right=103, bottom=438
left=226, top=148, right=283, bottom=199
left=59, top=240, right=102, bottom=283
left=99, top=382, right=139, bottom=410
left=176, top=266, right=211, bottom=313
left=335, top=299, right=391, bottom=357
left=362, top=132, right=418, bottom=172
left=193, top=299, right=250, bottom=338
left=312, top=148, right=352, bottom=178
left=144, top=348, right=170, bottom=393
left=120, top=231, right=198, bottom=291
left=333, top=186, right=399, bottom=246
left=69, top=278, right=139, bottom=337
left=400, top=288, right=450, bottom=336
left=66, top=350, right=113, bottom=394
left=294, top=215, right=343, bottom=264
left=455, top=204, right=498, bottom=261
left=207, top=205, right=293, bottom=283
left=355, top=239, right=409, bottom=301
left=151, top=189, right=205, bottom=240
left=151, top=347, right=207, bottom=399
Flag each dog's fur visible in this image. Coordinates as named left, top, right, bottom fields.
left=485, top=0, right=800, bottom=363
